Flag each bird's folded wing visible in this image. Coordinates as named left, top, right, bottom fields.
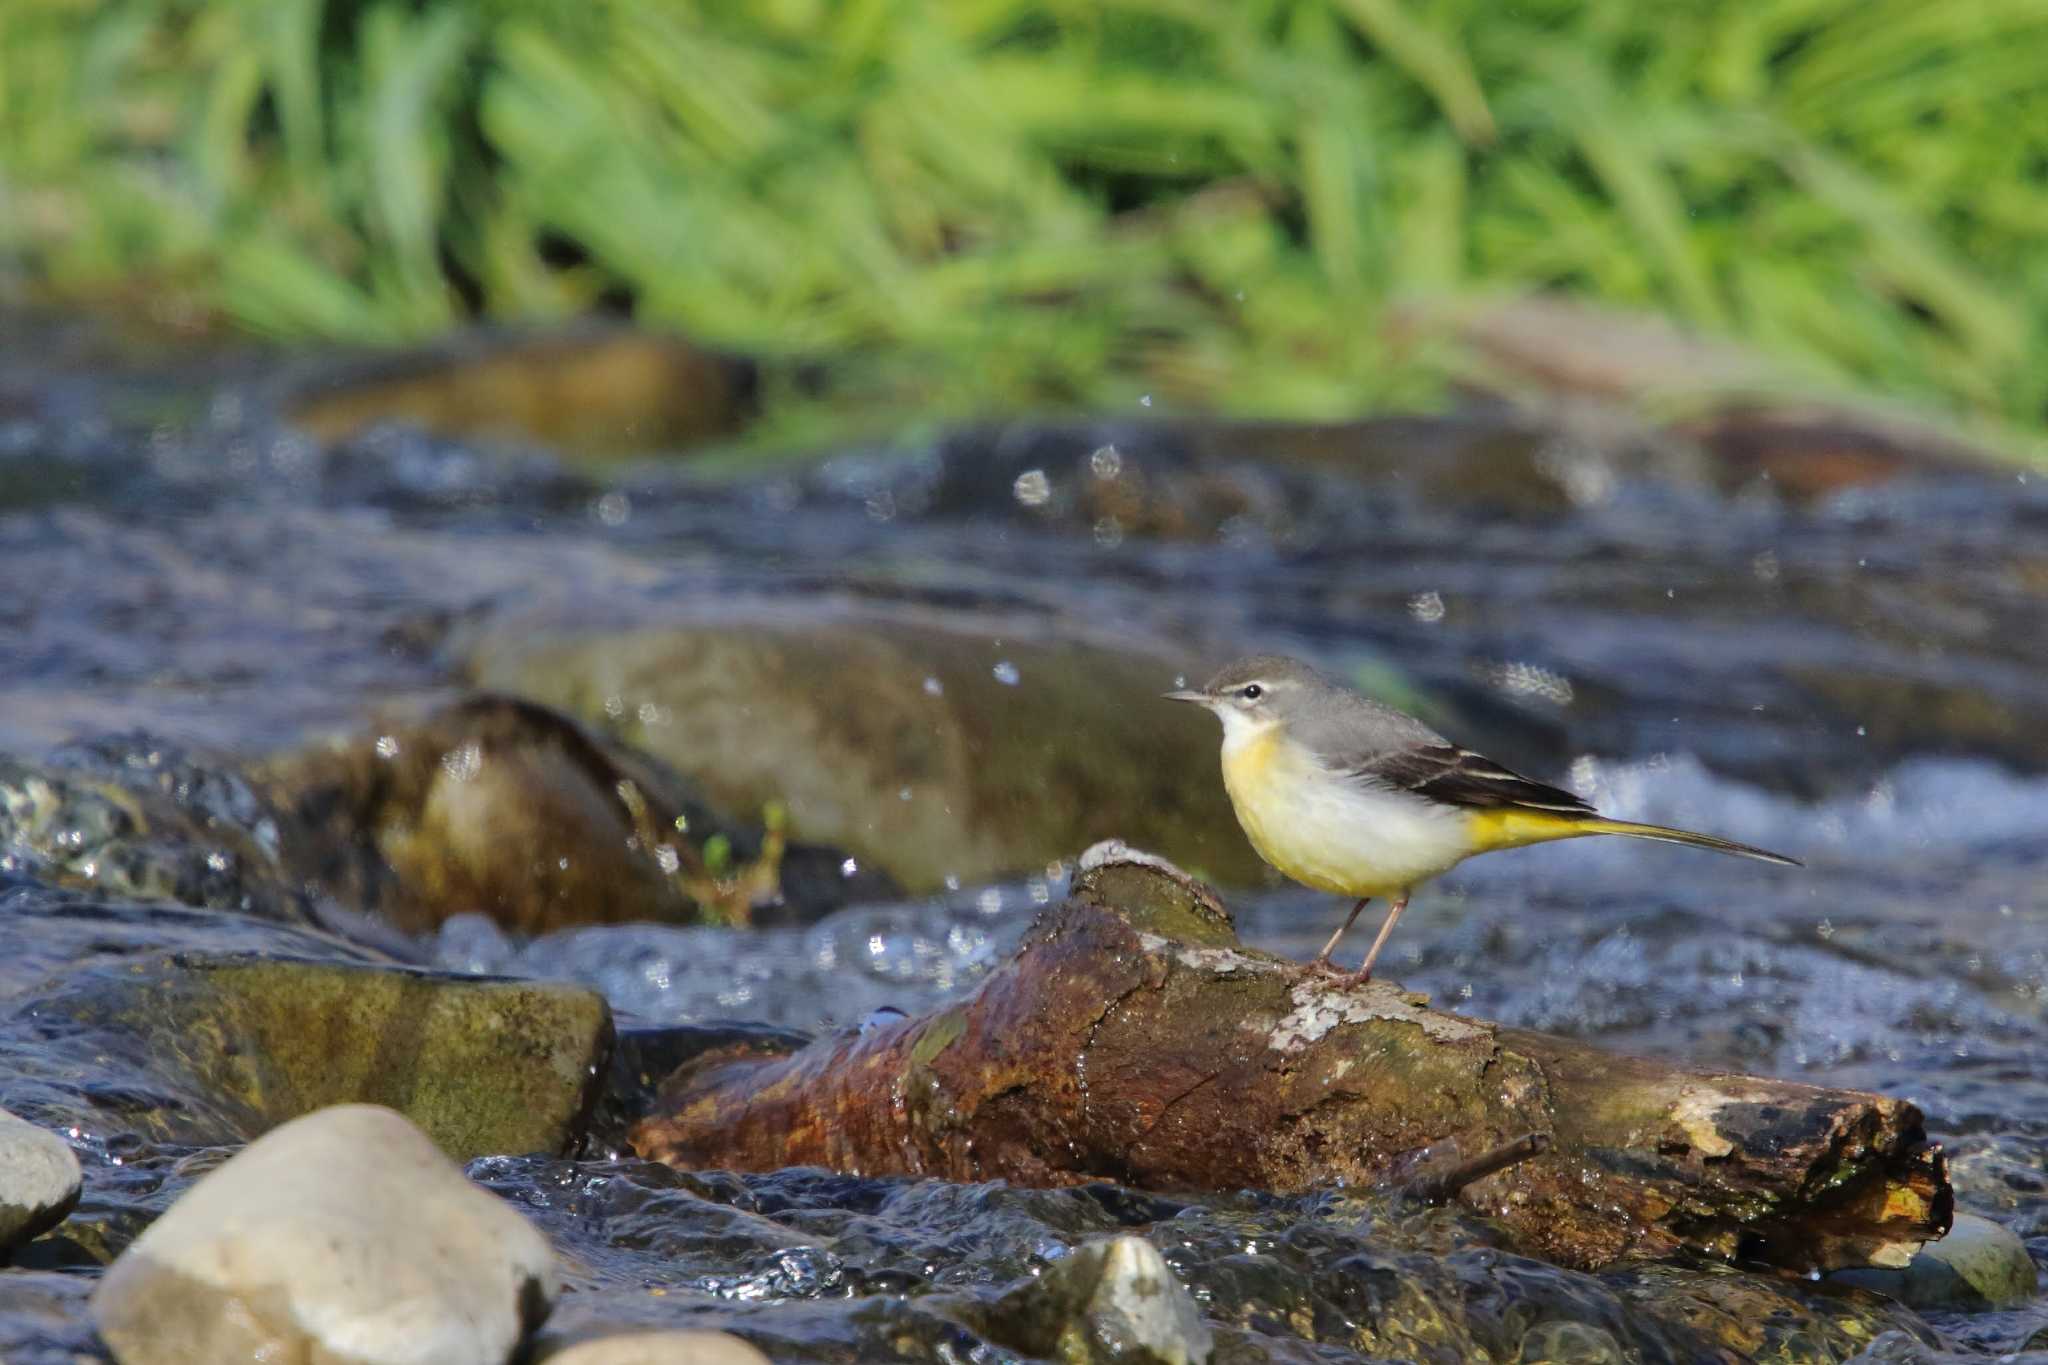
left=1346, top=743, right=1595, bottom=815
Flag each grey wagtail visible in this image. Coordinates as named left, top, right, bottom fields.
left=1166, top=654, right=1798, bottom=986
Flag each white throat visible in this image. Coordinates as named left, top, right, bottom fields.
left=1213, top=706, right=1280, bottom=756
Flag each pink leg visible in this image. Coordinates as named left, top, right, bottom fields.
left=1306, top=898, right=1371, bottom=973
left=1334, top=892, right=1409, bottom=988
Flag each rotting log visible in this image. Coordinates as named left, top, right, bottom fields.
left=631, top=846, right=1950, bottom=1272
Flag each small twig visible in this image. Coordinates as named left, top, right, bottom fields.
left=1398, top=1132, right=1552, bottom=1207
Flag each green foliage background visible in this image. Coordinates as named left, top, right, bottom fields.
left=4, top=0, right=2046, bottom=436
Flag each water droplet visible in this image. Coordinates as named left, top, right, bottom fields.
left=439, top=741, right=483, bottom=783
left=1407, top=590, right=1445, bottom=623
left=1012, top=469, right=1051, bottom=506
left=1139, top=394, right=1153, bottom=408
left=992, top=661, right=1020, bottom=686
left=864, top=491, right=896, bottom=521
left=922, top=676, right=944, bottom=697
left=374, top=735, right=400, bottom=759
left=1089, top=444, right=1123, bottom=479
left=840, top=857, right=859, bottom=877
left=1856, top=725, right=1866, bottom=737
left=594, top=491, right=631, bottom=526
left=897, top=786, right=913, bottom=801
left=1092, top=517, right=1124, bottom=548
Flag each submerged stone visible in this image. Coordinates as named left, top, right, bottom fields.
left=91, top=1104, right=556, bottom=1365
left=466, top=610, right=1267, bottom=892
left=1831, top=1212, right=2037, bottom=1310
left=971, top=1235, right=1214, bottom=1365
left=0, top=741, right=303, bottom=922
left=29, top=952, right=612, bottom=1160
left=280, top=323, right=757, bottom=463
left=256, top=694, right=895, bottom=936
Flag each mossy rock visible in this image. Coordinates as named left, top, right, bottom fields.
left=30, top=953, right=613, bottom=1160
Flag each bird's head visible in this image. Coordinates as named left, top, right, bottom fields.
left=1163, top=654, right=1330, bottom=746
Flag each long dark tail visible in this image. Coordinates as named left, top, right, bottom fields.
left=1577, top=818, right=1802, bottom=866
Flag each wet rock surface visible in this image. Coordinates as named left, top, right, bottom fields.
left=255, top=694, right=897, bottom=935
left=24, top=952, right=612, bottom=1161
left=4, top=325, right=2048, bottom=1359
left=629, top=853, right=1950, bottom=1274
left=90, top=1103, right=556, bottom=1365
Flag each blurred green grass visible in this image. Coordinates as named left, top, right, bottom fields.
left=4, top=0, right=2046, bottom=444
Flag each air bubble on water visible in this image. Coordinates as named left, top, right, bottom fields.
left=992, top=661, right=1020, bottom=686
left=374, top=735, right=399, bottom=759
left=1139, top=394, right=1153, bottom=408
left=1408, top=591, right=1445, bottom=623
left=923, top=676, right=944, bottom=697
left=1093, top=517, right=1124, bottom=548
left=1089, top=444, right=1123, bottom=479
left=1012, top=469, right=1051, bottom=506
left=594, top=491, right=631, bottom=526
left=841, top=858, right=859, bottom=877
left=898, top=786, right=912, bottom=801
left=977, top=888, right=1003, bottom=915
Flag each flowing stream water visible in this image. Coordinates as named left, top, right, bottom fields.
left=2, top=317, right=2046, bottom=1361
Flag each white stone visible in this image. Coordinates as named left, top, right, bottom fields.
left=1081, top=1237, right=1213, bottom=1365
left=0, top=1107, right=82, bottom=1250
left=92, top=1103, right=557, bottom=1365
left=544, top=1331, right=771, bottom=1364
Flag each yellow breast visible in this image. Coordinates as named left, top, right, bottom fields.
left=1218, top=724, right=1476, bottom=897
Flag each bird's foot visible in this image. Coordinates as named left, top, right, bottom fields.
left=1297, top=954, right=1347, bottom=980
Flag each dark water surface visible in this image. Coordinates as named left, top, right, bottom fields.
left=3, top=319, right=2046, bottom=1361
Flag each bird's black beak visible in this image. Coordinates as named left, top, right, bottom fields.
left=1161, top=690, right=1208, bottom=704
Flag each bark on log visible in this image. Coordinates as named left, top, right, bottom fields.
left=631, top=848, right=1950, bottom=1272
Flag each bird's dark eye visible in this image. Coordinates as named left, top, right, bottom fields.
left=1239, top=684, right=1264, bottom=701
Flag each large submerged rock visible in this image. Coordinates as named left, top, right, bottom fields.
left=28, top=953, right=612, bottom=1160
left=465, top=609, right=1267, bottom=893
